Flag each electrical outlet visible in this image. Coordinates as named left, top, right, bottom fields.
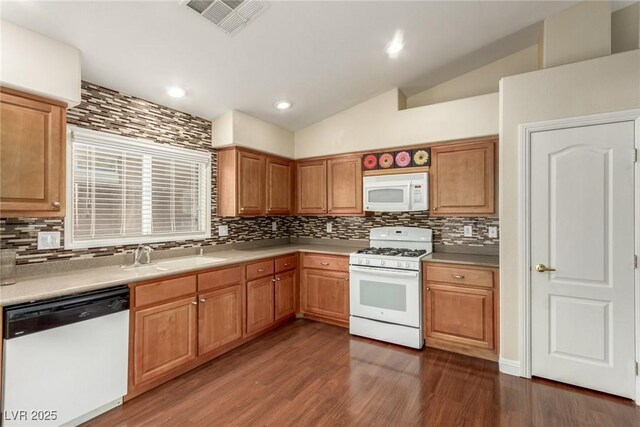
left=463, top=225, right=473, bottom=237
left=37, top=232, right=61, bottom=250
left=488, top=226, right=498, bottom=238
left=272, top=221, right=277, bottom=231
left=326, top=221, right=333, bottom=233
left=218, top=225, right=229, bottom=237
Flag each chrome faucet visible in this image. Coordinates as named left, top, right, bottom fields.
left=133, top=244, right=153, bottom=265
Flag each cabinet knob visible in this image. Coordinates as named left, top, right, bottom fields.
left=51, top=201, right=61, bottom=209
left=426, top=287, right=431, bottom=291
left=240, top=207, right=245, bottom=212
left=275, top=277, right=281, bottom=281
left=272, top=278, right=276, bottom=282
left=321, top=262, right=329, bottom=266
left=200, top=298, right=206, bottom=303
left=451, top=274, right=465, bottom=279
left=191, top=301, right=198, bottom=305
left=258, top=268, right=265, bottom=272
left=328, top=208, right=331, bottom=212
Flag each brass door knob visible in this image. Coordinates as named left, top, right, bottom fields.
left=51, top=201, right=61, bottom=209
left=535, top=264, right=556, bottom=273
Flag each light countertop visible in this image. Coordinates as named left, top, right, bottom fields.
left=0, top=244, right=356, bottom=306
left=1, top=243, right=499, bottom=306
left=423, top=252, right=500, bottom=268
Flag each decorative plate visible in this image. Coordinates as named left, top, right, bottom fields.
left=395, top=151, right=411, bottom=167
left=413, top=149, right=430, bottom=166
left=379, top=153, right=394, bottom=169
left=363, top=154, right=378, bottom=170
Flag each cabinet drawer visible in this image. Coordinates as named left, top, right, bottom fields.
left=302, top=253, right=348, bottom=272
left=425, top=264, right=494, bottom=288
left=134, top=275, right=197, bottom=307
left=275, top=254, right=297, bottom=273
left=198, top=266, right=243, bottom=292
left=246, top=259, right=275, bottom=281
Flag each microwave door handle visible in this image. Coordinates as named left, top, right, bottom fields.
left=350, top=266, right=419, bottom=278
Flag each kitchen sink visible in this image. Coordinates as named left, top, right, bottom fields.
left=155, top=256, right=225, bottom=269
left=120, top=263, right=168, bottom=273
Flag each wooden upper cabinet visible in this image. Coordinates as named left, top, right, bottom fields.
left=0, top=87, right=66, bottom=217
left=296, top=159, right=327, bottom=215
left=218, top=147, right=293, bottom=217
left=429, top=139, right=496, bottom=215
left=237, top=150, right=265, bottom=216
left=266, top=157, right=293, bottom=215
left=133, top=296, right=198, bottom=386
left=327, top=156, right=362, bottom=214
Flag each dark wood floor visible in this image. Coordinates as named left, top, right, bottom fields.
left=85, top=320, right=640, bottom=427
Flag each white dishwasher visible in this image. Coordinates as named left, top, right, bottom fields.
left=2, top=286, right=130, bottom=427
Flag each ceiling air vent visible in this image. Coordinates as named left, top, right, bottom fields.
left=184, top=0, right=269, bottom=35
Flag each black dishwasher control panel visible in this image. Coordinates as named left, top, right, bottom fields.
left=4, top=286, right=129, bottom=339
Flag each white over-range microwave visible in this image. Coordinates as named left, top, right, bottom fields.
left=363, top=172, right=428, bottom=212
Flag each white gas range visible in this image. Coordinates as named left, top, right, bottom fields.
left=349, top=227, right=432, bottom=349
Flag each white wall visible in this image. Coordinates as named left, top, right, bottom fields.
left=612, top=2, right=640, bottom=53
left=407, top=45, right=539, bottom=108
left=541, top=1, right=611, bottom=68
left=212, top=110, right=295, bottom=158
left=295, top=89, right=498, bottom=158
left=499, top=49, right=640, bottom=363
left=0, top=20, right=81, bottom=106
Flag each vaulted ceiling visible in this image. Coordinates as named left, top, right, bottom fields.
left=2, top=1, right=580, bottom=129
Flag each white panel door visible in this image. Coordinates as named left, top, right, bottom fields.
left=531, top=121, right=636, bottom=398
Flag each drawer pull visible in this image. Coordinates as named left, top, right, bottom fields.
left=321, top=262, right=330, bottom=266
left=284, top=263, right=290, bottom=266
left=258, top=268, right=265, bottom=272
left=452, top=274, right=465, bottom=279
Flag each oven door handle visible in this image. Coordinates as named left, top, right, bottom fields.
left=349, top=266, right=419, bottom=278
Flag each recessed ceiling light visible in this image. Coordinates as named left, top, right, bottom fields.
left=274, top=100, right=292, bottom=110
left=386, top=31, right=405, bottom=58
left=166, top=86, right=186, bottom=98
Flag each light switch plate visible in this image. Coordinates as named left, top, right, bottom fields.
left=218, top=225, right=229, bottom=237
left=326, top=221, right=333, bottom=233
left=488, top=226, right=498, bottom=238
left=463, top=225, right=473, bottom=237
left=272, top=221, right=277, bottom=231
left=38, top=231, right=61, bottom=250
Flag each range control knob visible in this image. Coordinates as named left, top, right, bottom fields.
left=380, top=260, right=385, bottom=266
left=365, top=259, right=370, bottom=265
left=397, top=261, right=402, bottom=267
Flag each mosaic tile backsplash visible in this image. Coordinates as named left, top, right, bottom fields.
left=0, top=81, right=498, bottom=265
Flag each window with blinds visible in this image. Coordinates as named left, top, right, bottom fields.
left=65, top=127, right=211, bottom=249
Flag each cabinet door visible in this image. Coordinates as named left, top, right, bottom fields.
left=133, top=296, right=198, bottom=386
left=0, top=89, right=65, bottom=217
left=430, top=140, right=495, bottom=215
left=237, top=150, right=265, bottom=216
left=275, top=270, right=295, bottom=321
left=301, top=269, right=349, bottom=321
left=296, top=160, right=327, bottom=215
left=327, top=156, right=362, bottom=214
left=198, top=284, right=243, bottom=356
left=266, top=157, right=293, bottom=215
left=246, top=276, right=275, bottom=334
left=424, top=283, right=494, bottom=350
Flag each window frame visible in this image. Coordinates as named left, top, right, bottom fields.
left=64, top=126, right=211, bottom=249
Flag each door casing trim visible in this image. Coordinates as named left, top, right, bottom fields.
left=518, top=109, right=640, bottom=404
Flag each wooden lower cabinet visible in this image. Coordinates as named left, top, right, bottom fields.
left=275, top=269, right=296, bottom=320
left=198, top=284, right=244, bottom=356
left=133, top=296, right=198, bottom=386
left=423, top=262, right=499, bottom=361
left=301, top=269, right=349, bottom=326
left=246, top=276, right=276, bottom=335
left=425, top=284, right=494, bottom=350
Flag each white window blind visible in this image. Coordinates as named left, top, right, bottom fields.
left=65, top=127, right=211, bottom=249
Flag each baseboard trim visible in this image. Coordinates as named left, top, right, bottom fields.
left=499, top=357, right=521, bottom=377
